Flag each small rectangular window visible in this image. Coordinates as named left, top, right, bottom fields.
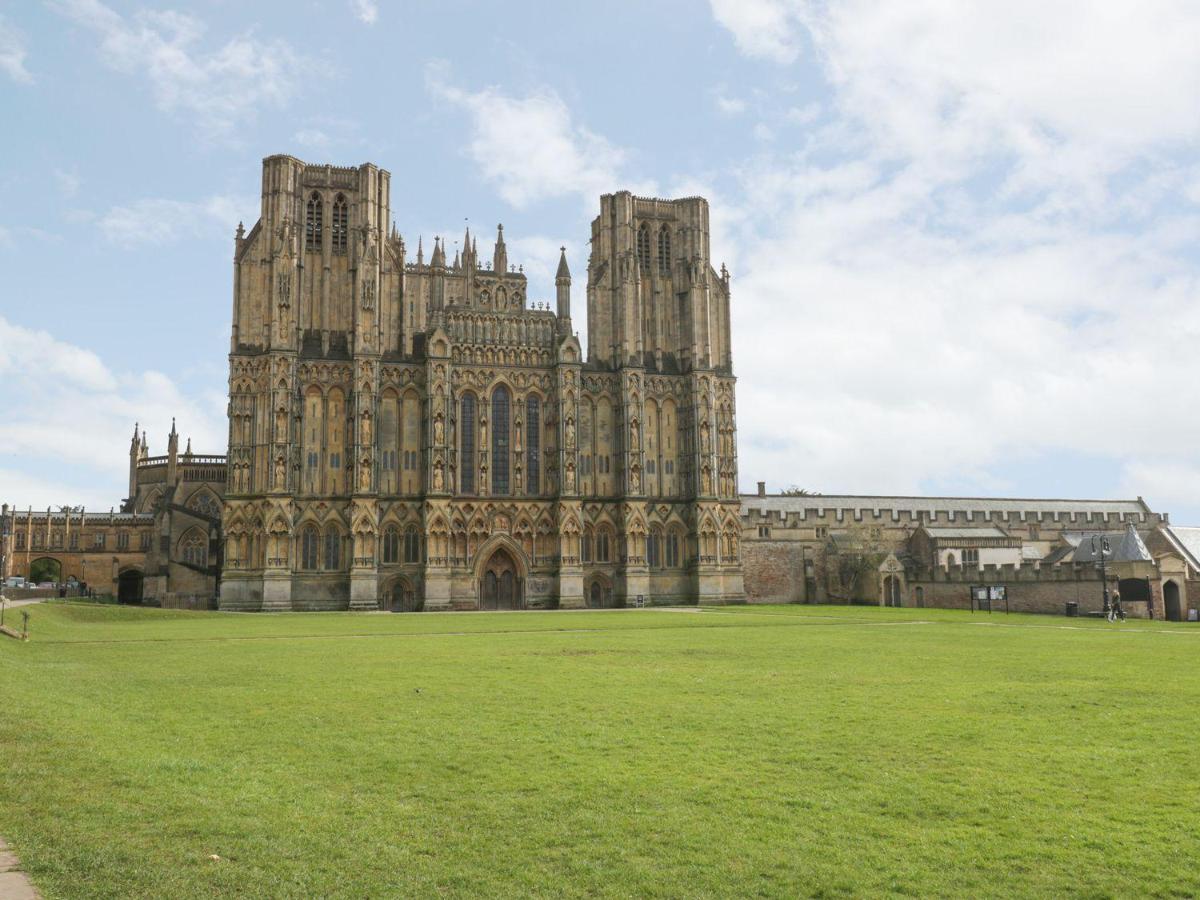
left=815, top=526, right=829, bottom=539
left=962, top=548, right=979, bottom=565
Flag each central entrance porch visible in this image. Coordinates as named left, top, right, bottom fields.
left=478, top=545, right=524, bottom=610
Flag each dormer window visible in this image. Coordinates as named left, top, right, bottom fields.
left=305, top=192, right=323, bottom=251
left=332, top=194, right=348, bottom=253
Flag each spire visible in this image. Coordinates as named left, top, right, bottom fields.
left=431, top=236, right=445, bottom=268
left=452, top=246, right=460, bottom=270
left=141, top=430, right=147, bottom=454
left=170, top=417, right=177, bottom=438
left=493, top=223, right=507, bottom=274
left=555, top=246, right=572, bottom=327
left=131, top=421, right=140, bottom=446
left=417, top=235, right=424, bottom=265
left=184, top=437, right=192, bottom=457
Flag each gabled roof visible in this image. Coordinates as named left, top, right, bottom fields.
left=1069, top=524, right=1152, bottom=564
left=1161, top=525, right=1200, bottom=571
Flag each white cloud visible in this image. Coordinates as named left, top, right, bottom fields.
left=709, top=0, right=805, bottom=63
left=54, top=167, right=82, bottom=198
left=709, top=2, right=1200, bottom=517
left=97, top=195, right=253, bottom=246
left=0, top=14, right=32, bottom=84
left=351, top=0, right=378, bottom=25
left=426, top=62, right=648, bottom=209
left=713, top=91, right=746, bottom=115
left=294, top=128, right=331, bottom=149
left=0, top=316, right=225, bottom=509
left=50, top=0, right=309, bottom=137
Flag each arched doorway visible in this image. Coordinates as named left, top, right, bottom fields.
left=384, top=577, right=422, bottom=613
left=29, top=557, right=62, bottom=585
left=1163, top=580, right=1182, bottom=622
left=882, top=575, right=902, bottom=607
left=587, top=577, right=614, bottom=608
left=914, top=586, right=925, bottom=608
left=479, top=547, right=523, bottom=610
left=117, top=569, right=144, bottom=605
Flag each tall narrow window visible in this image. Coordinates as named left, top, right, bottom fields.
left=491, top=385, right=510, bottom=495
left=658, top=226, right=671, bottom=275
left=305, top=192, right=323, bottom=251
left=332, top=194, right=348, bottom=253
left=404, top=526, right=420, bottom=563
left=648, top=529, right=662, bottom=568
left=382, top=526, right=399, bottom=564
left=526, top=396, right=540, bottom=496
left=324, top=527, right=341, bottom=570
left=636, top=223, right=651, bottom=275
left=666, top=532, right=680, bottom=568
left=460, top=394, right=476, bottom=494
left=301, top=526, right=319, bottom=570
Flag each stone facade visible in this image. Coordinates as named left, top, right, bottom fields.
left=740, top=487, right=1200, bottom=621
left=2, top=422, right=224, bottom=606
left=217, top=155, right=743, bottom=611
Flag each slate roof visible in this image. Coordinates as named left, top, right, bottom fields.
left=1161, top=525, right=1200, bottom=570
left=1068, top=525, right=1152, bottom=564
left=740, top=494, right=1153, bottom=521
left=923, top=527, right=1011, bottom=540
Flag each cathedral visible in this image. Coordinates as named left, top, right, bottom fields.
left=218, top=155, right=744, bottom=610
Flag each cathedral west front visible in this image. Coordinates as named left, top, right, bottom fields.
left=219, top=154, right=744, bottom=611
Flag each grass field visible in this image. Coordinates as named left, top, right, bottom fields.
left=2, top=602, right=1199, bottom=898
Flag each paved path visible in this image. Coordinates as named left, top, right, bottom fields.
left=0, top=837, right=39, bottom=899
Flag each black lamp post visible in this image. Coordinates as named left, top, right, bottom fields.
left=1091, top=534, right=1111, bottom=615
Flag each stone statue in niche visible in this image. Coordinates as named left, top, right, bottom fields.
left=631, top=467, right=641, bottom=492
left=700, top=422, right=711, bottom=454
left=274, top=455, right=286, bottom=489
left=276, top=407, right=287, bottom=437
left=629, top=419, right=640, bottom=451
left=358, top=459, right=371, bottom=492
left=564, top=460, right=576, bottom=492
left=433, top=462, right=445, bottom=492
left=360, top=410, right=372, bottom=444
left=434, top=414, right=445, bottom=446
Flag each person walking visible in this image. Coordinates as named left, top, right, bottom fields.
left=1108, top=589, right=1126, bottom=623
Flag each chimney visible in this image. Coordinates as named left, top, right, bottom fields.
left=757, top=481, right=766, bottom=497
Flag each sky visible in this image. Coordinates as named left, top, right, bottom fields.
left=1, top=0, right=1199, bottom=520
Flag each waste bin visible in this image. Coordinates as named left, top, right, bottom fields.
left=1065, top=601, right=1078, bottom=617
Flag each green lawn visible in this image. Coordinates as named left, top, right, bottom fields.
left=2, top=603, right=1198, bottom=898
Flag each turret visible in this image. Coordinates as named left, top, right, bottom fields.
left=128, top=422, right=141, bottom=500
left=167, top=418, right=179, bottom=485
left=493, top=224, right=507, bottom=274
left=556, top=246, right=572, bottom=333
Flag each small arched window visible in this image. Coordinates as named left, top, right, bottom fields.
left=305, top=192, right=323, bottom=251
left=180, top=528, right=208, bottom=568
left=636, top=223, right=651, bottom=275
left=666, top=531, right=681, bottom=568
left=404, top=526, right=420, bottom=563
left=332, top=194, right=348, bottom=253
left=657, top=226, right=671, bottom=275
left=648, top=528, right=662, bottom=568
left=382, top=526, right=400, bottom=564
left=301, top=525, right=320, bottom=570
left=324, top=527, right=341, bottom=570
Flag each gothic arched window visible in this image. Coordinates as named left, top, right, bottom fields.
left=301, top=525, right=320, bottom=570
left=404, top=525, right=420, bottom=563
left=180, top=528, right=208, bottom=568
left=324, top=526, right=341, bottom=571
left=460, top=394, right=477, bottom=494
left=305, top=192, right=323, bottom=251
left=636, top=223, right=651, bottom=275
left=382, top=526, right=400, bottom=564
left=666, top=530, right=681, bottom=568
left=491, top=385, right=510, bottom=495
left=658, top=226, right=671, bottom=275
left=332, top=194, right=348, bottom=253
left=648, top=527, right=663, bottom=568
left=526, top=395, right=540, bottom=496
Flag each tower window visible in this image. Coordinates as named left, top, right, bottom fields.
left=636, top=223, right=651, bottom=275
left=404, top=526, right=421, bottom=563
left=526, top=395, right=540, bottom=496
left=460, top=394, right=476, bottom=494
left=324, top=527, right=341, bottom=570
left=492, top=385, right=511, bottom=495
left=658, top=226, right=671, bottom=274
left=332, top=194, right=348, bottom=253
left=383, top=526, right=400, bottom=564
left=305, top=192, right=323, bottom=251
